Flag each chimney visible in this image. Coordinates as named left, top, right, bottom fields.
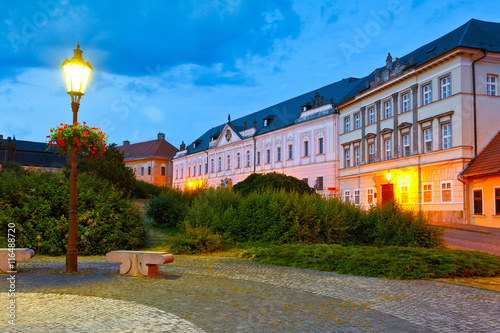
left=0, top=134, right=3, bottom=140
left=123, top=140, right=130, bottom=145
left=158, top=132, right=165, bottom=140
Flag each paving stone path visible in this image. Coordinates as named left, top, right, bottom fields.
left=0, top=256, right=499, bottom=332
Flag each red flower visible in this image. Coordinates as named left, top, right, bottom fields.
left=46, top=135, right=50, bottom=138
left=50, top=129, right=53, bottom=132
left=73, top=148, right=77, bottom=153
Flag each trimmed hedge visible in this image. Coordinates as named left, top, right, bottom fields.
left=0, top=169, right=147, bottom=255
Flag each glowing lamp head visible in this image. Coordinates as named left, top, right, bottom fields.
left=386, top=172, right=392, bottom=182
left=188, top=182, right=193, bottom=188
left=62, top=44, right=92, bottom=96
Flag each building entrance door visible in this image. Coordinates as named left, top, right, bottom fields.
left=381, top=184, right=394, bottom=204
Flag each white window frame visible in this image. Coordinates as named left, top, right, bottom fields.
left=354, top=113, right=360, bottom=129
left=344, top=117, right=350, bottom=132
left=385, top=139, right=391, bottom=160
left=402, top=134, right=410, bottom=157
left=442, top=123, right=451, bottom=149
left=344, top=148, right=350, bottom=168
left=354, top=189, right=360, bottom=205
left=354, top=147, right=360, bottom=166
left=368, top=143, right=375, bottom=163
left=402, top=93, right=410, bottom=113
left=423, top=83, right=432, bottom=105
left=423, top=128, right=432, bottom=153
left=440, top=181, right=453, bottom=203
left=473, top=188, right=483, bottom=215
left=368, top=107, right=375, bottom=124
left=441, top=75, right=451, bottom=99
left=344, top=190, right=351, bottom=203
left=384, top=100, right=392, bottom=118
left=246, top=151, right=251, bottom=167
left=487, top=74, right=497, bottom=96
left=400, top=184, right=409, bottom=204
left=237, top=153, right=241, bottom=168
left=423, top=183, right=433, bottom=203
left=367, top=187, right=375, bottom=205
left=227, top=155, right=231, bottom=170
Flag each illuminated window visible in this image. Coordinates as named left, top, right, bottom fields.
left=487, top=75, right=497, bottom=96
left=423, top=183, right=433, bottom=203
left=344, top=117, right=350, bottom=132
left=277, top=147, right=281, bottom=162
left=402, top=93, right=410, bottom=112
left=367, top=188, right=374, bottom=204
left=473, top=189, right=483, bottom=215
left=354, top=113, right=360, bottom=129
left=400, top=185, right=409, bottom=204
left=495, top=187, right=500, bottom=215
left=354, top=147, right=360, bottom=166
left=318, top=138, right=324, bottom=154
left=441, top=181, right=452, bottom=202
left=288, top=144, right=293, bottom=160
left=384, top=100, right=392, bottom=118
left=424, top=128, right=432, bottom=153
left=385, top=139, right=391, bottom=160
left=441, top=76, right=451, bottom=98
left=368, top=107, right=375, bottom=124
left=442, top=123, right=451, bottom=149
left=423, top=84, right=432, bottom=105
left=344, top=190, right=351, bottom=202
left=354, top=189, right=360, bottom=205
left=402, top=134, right=410, bottom=157
left=344, top=148, right=350, bottom=168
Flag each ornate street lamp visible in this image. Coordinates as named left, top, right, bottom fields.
left=62, top=44, right=92, bottom=272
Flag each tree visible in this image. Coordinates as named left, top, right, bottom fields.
left=233, top=172, right=315, bottom=196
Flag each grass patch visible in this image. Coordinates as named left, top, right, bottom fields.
left=239, top=244, right=500, bottom=280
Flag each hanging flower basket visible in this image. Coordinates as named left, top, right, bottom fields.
left=47, top=122, right=108, bottom=162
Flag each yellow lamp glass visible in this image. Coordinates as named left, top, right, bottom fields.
left=386, top=172, right=392, bottom=182
left=62, top=44, right=92, bottom=95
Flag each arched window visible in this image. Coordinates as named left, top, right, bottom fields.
left=246, top=151, right=250, bottom=167
left=218, top=157, right=222, bottom=172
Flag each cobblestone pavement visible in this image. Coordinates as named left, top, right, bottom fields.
left=1, top=256, right=499, bottom=332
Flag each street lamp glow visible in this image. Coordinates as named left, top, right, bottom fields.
left=62, top=44, right=92, bottom=97
left=386, top=172, right=392, bottom=182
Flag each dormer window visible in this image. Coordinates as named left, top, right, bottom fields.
left=263, top=119, right=268, bottom=127
left=301, top=104, right=312, bottom=112
left=193, top=139, right=201, bottom=148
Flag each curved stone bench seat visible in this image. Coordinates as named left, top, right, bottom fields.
left=0, top=248, right=36, bottom=273
left=106, top=251, right=175, bottom=277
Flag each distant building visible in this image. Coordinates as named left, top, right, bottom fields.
left=459, top=130, right=500, bottom=227
left=116, top=133, right=178, bottom=186
left=0, top=134, right=66, bottom=169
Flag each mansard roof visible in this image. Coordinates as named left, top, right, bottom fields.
left=117, top=139, right=178, bottom=160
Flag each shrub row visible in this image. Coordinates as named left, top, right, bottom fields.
left=0, top=169, right=147, bottom=255
left=240, top=244, right=500, bottom=279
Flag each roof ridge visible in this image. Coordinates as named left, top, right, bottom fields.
left=458, top=18, right=474, bottom=46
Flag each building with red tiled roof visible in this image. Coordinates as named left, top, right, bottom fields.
left=116, top=133, right=178, bottom=186
left=459, top=130, right=500, bottom=227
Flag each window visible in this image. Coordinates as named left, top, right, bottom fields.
left=176, top=170, right=178, bottom=179
left=218, top=157, right=222, bottom=171
left=423, top=183, right=433, bottom=203
left=193, top=165, right=196, bottom=176
left=263, top=119, right=268, bottom=127
left=473, top=189, right=483, bottom=215
left=304, top=141, right=309, bottom=156
left=344, top=117, right=350, bottom=132
left=384, top=100, right=392, bottom=118
left=367, top=188, right=374, bottom=204
left=354, top=147, right=360, bottom=166
left=487, top=75, right=497, bottom=96
left=161, top=166, right=166, bottom=176
left=227, top=155, right=231, bottom=170
left=385, top=139, right=391, bottom=160
left=205, top=163, right=208, bottom=174
left=246, top=151, right=250, bottom=167
left=368, top=143, right=375, bottom=163
left=441, top=181, right=452, bottom=202
left=441, top=76, right=451, bottom=98
left=344, top=190, right=350, bottom=202
left=266, top=149, right=271, bottom=163
left=188, top=167, right=190, bottom=177
left=495, top=187, right=500, bottom=215
left=211, top=159, right=214, bottom=173
left=288, top=144, right=293, bottom=160
left=257, top=151, right=261, bottom=165
left=180, top=168, right=183, bottom=178
left=318, top=138, right=324, bottom=154
left=316, top=177, right=323, bottom=190
left=424, top=128, right=432, bottom=153
left=400, top=185, right=409, bottom=204
left=368, top=107, right=375, bottom=124
left=133, top=168, right=137, bottom=175
left=354, top=113, right=360, bottom=129
left=442, top=123, right=451, bottom=149
left=237, top=153, right=241, bottom=168
left=402, top=93, right=410, bottom=112
left=148, top=166, right=151, bottom=175
left=344, top=148, right=350, bottom=168
left=199, top=164, right=202, bottom=176
left=277, top=147, right=281, bottom=162
left=402, top=134, right=410, bottom=157
left=354, top=189, right=360, bottom=205
left=423, top=84, right=432, bottom=105
left=141, top=167, right=144, bottom=176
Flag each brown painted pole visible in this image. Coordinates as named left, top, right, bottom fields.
left=66, top=100, right=79, bottom=272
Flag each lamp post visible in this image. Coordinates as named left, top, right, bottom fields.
left=62, top=44, right=92, bottom=272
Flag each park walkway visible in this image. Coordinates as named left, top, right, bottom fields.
left=1, top=254, right=499, bottom=332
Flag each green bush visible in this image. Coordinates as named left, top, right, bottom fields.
left=233, top=172, right=315, bottom=196
left=241, top=244, right=500, bottom=280
left=0, top=169, right=147, bottom=255
left=131, top=180, right=164, bottom=199
left=169, top=222, right=230, bottom=254
left=146, top=188, right=189, bottom=227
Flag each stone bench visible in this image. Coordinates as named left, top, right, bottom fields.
left=0, top=248, right=35, bottom=274
left=105, top=251, right=174, bottom=277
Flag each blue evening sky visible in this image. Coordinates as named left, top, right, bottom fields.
left=1, top=0, right=499, bottom=147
